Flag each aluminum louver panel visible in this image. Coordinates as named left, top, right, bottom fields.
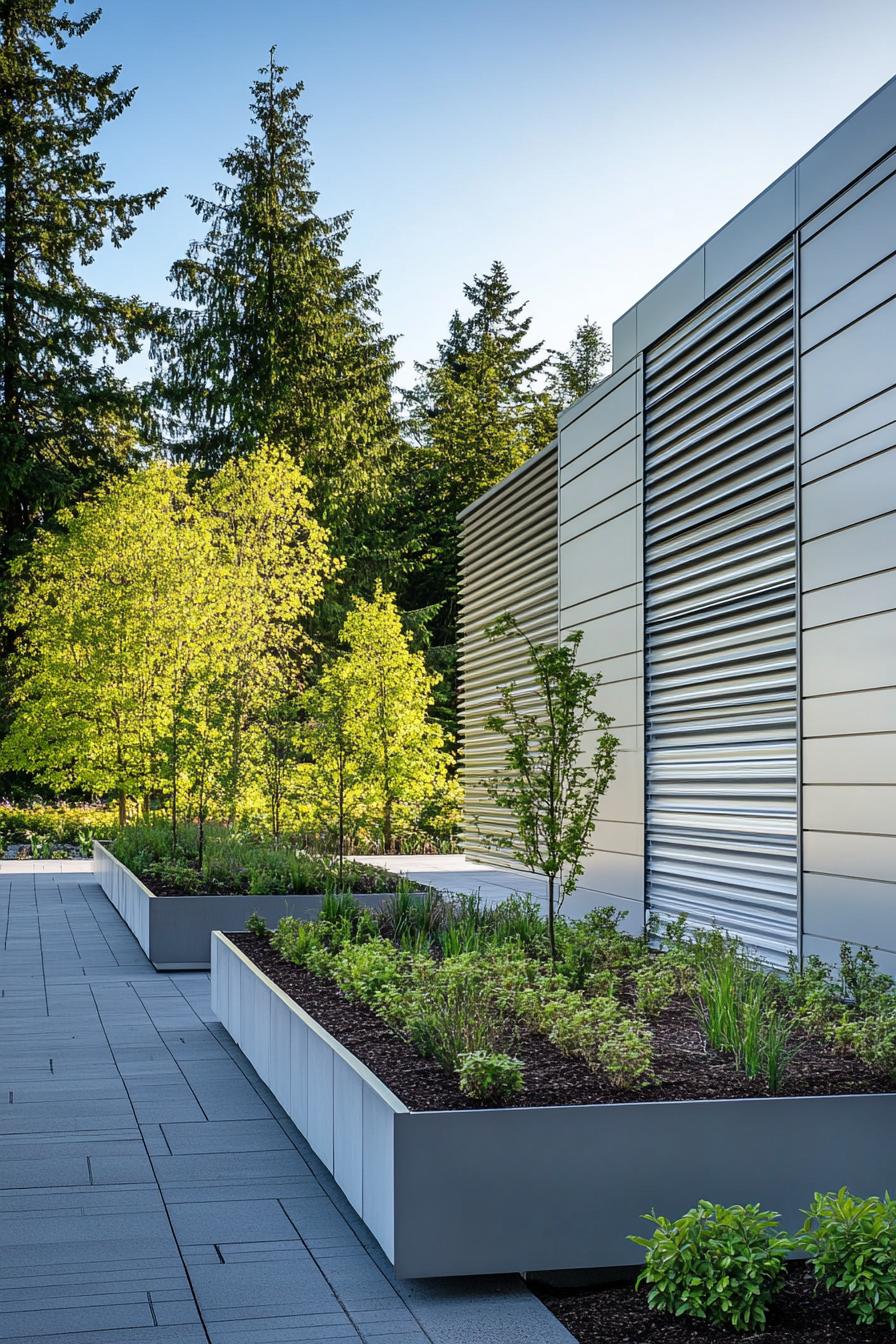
left=458, top=444, right=559, bottom=863
left=643, top=244, right=797, bottom=964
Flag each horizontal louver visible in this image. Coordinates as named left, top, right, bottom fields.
left=459, top=445, right=559, bottom=863
left=643, top=245, right=798, bottom=964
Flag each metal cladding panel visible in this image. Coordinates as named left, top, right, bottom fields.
left=643, top=244, right=798, bottom=964
left=458, top=445, right=559, bottom=861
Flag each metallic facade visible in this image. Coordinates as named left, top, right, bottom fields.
left=458, top=444, right=559, bottom=863
left=643, top=244, right=798, bottom=963
left=460, top=75, right=896, bottom=968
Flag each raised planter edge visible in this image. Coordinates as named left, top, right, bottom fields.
left=92, top=840, right=391, bottom=971
left=213, top=931, right=896, bottom=1279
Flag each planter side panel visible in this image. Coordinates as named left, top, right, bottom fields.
left=93, top=840, right=150, bottom=957
left=394, top=1094, right=896, bottom=1278
left=211, top=935, right=397, bottom=1264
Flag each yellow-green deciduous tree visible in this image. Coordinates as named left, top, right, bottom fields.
left=203, top=444, right=337, bottom=824
left=1, top=445, right=334, bottom=841
left=0, top=464, right=195, bottom=823
left=305, top=584, right=459, bottom=853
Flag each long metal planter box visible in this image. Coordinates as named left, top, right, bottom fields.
left=93, top=841, right=386, bottom=971
left=212, top=931, right=896, bottom=1279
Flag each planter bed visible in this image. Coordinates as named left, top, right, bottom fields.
left=94, top=841, right=389, bottom=970
left=213, top=930, right=896, bottom=1279
left=536, top=1262, right=894, bottom=1343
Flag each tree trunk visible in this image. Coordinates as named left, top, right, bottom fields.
left=383, top=798, right=392, bottom=855
left=117, top=789, right=126, bottom=829
left=338, top=770, right=345, bottom=888
left=547, top=874, right=557, bottom=964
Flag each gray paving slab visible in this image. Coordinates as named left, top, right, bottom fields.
left=0, top=868, right=575, bottom=1344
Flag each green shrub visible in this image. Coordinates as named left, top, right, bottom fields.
left=0, top=802, right=118, bottom=851
left=557, top=906, right=643, bottom=988
left=245, top=912, right=268, bottom=937
left=633, top=960, right=677, bottom=1018
left=270, top=916, right=325, bottom=968
left=831, top=1009, right=896, bottom=1077
left=799, top=1188, right=896, bottom=1329
left=520, top=982, right=653, bottom=1089
left=402, top=955, right=505, bottom=1073
left=839, top=944, right=894, bottom=1016
left=630, top=1201, right=794, bottom=1333
left=457, top=1050, right=524, bottom=1103
left=781, top=953, right=842, bottom=1032
left=330, top=940, right=403, bottom=1012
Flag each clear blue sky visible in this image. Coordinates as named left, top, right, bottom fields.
left=79, top=0, right=896, bottom=383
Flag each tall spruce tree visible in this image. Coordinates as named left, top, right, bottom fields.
left=0, top=1, right=165, bottom=573
left=547, top=316, right=610, bottom=408
left=153, top=51, right=399, bottom=592
left=400, top=261, right=556, bottom=717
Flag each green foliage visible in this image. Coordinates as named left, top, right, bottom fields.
left=330, top=940, right=403, bottom=1013
left=0, top=1, right=165, bottom=578
left=518, top=982, right=653, bottom=1089
left=303, top=587, right=459, bottom=854
left=630, top=1201, right=794, bottom=1333
left=781, top=953, right=843, bottom=1033
left=798, top=1188, right=896, bottom=1329
left=378, top=885, right=449, bottom=946
left=546, top=318, right=610, bottom=408
left=399, top=262, right=556, bottom=709
left=245, top=912, right=269, bottom=937
left=1, top=447, right=334, bottom=834
left=0, top=803, right=117, bottom=850
left=111, top=821, right=392, bottom=897
left=401, top=955, right=508, bottom=1074
left=839, top=943, right=895, bottom=1016
left=457, top=1050, right=524, bottom=1104
left=831, top=1009, right=896, bottom=1077
left=270, top=915, right=324, bottom=968
left=152, top=52, right=398, bottom=598
left=633, top=961, right=678, bottom=1019
left=690, top=934, right=797, bottom=1092
left=482, top=615, right=620, bottom=960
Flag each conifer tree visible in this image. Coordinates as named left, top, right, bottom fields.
left=400, top=261, right=555, bottom=712
left=0, top=1, right=165, bottom=572
left=547, top=317, right=610, bottom=408
left=153, top=51, right=398, bottom=590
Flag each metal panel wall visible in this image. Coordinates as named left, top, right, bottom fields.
left=799, top=149, right=896, bottom=976
left=643, top=245, right=799, bottom=963
left=557, top=360, right=645, bottom=930
left=458, top=445, right=558, bottom=862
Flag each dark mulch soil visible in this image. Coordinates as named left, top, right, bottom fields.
left=231, top=932, right=892, bottom=1112
left=536, top=1262, right=892, bottom=1342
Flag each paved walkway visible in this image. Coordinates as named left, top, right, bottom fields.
left=0, top=866, right=573, bottom=1344
left=357, top=855, right=549, bottom=907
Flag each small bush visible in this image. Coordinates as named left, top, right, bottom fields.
left=457, top=1050, right=524, bottom=1103
left=378, top=884, right=447, bottom=947
left=633, top=960, right=677, bottom=1018
left=630, top=1201, right=794, bottom=1333
left=523, top=983, right=653, bottom=1089
left=330, top=940, right=403, bottom=1012
left=402, top=955, right=505, bottom=1073
left=781, top=953, right=842, bottom=1032
left=799, top=1188, right=896, bottom=1329
left=245, top=911, right=268, bottom=937
left=839, top=944, right=894, bottom=1016
left=831, top=1009, right=896, bottom=1077
left=270, top=916, right=324, bottom=968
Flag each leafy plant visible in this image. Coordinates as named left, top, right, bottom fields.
left=458, top=1050, right=524, bottom=1104
left=402, top=956, right=506, bottom=1073
left=330, top=940, right=404, bottom=1012
left=831, top=1009, right=896, bottom=1077
left=799, top=1188, right=896, bottom=1329
left=245, top=912, right=269, bottom=937
left=633, top=961, right=678, bottom=1019
left=630, top=1201, right=794, bottom=1333
left=521, top=983, right=653, bottom=1089
left=481, top=614, right=620, bottom=961
left=840, top=944, right=894, bottom=1016
left=270, top=916, right=324, bottom=968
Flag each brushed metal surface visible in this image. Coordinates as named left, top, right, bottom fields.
left=643, top=244, right=798, bottom=964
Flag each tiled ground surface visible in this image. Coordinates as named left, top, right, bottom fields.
left=0, top=869, right=574, bottom=1344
